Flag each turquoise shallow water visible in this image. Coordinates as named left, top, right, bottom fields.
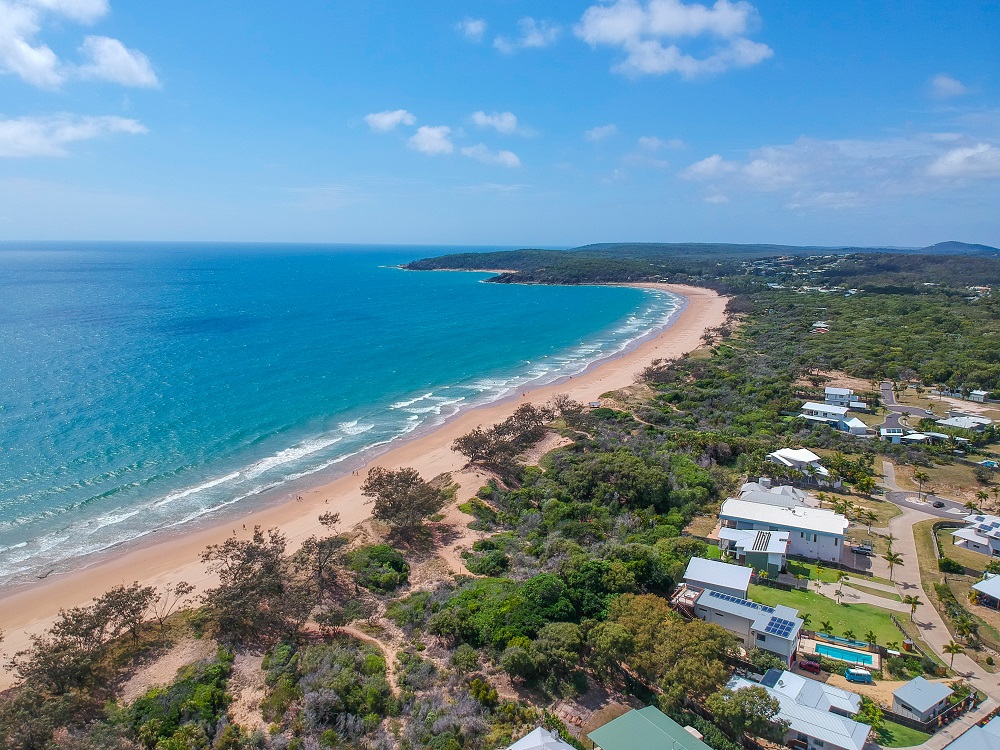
left=0, top=243, right=680, bottom=584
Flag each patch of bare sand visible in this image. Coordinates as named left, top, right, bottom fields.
left=117, top=637, right=218, bottom=705
left=794, top=372, right=877, bottom=393
left=227, top=652, right=266, bottom=732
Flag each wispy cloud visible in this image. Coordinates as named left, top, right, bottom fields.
left=77, top=35, right=159, bottom=87
left=460, top=143, right=521, bottom=167
left=471, top=110, right=520, bottom=134
left=638, top=135, right=685, bottom=150
left=494, top=17, right=560, bottom=54
left=363, top=109, right=416, bottom=132
left=408, top=125, right=453, bottom=155
left=456, top=17, right=487, bottom=42
left=930, top=73, right=968, bottom=99
left=575, top=0, right=772, bottom=78
left=927, top=144, right=1000, bottom=178
left=585, top=123, right=618, bottom=141
left=0, top=113, right=146, bottom=157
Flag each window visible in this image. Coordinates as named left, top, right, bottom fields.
left=813, top=534, right=818, bottom=543
left=757, top=633, right=766, bottom=641
left=834, top=538, right=839, bottom=546
left=800, top=532, right=805, bottom=538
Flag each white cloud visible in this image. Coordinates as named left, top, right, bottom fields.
left=408, top=125, right=453, bottom=155
left=638, top=135, right=685, bottom=150
left=0, top=113, right=146, bottom=157
left=704, top=192, right=729, bottom=203
left=682, top=153, right=736, bottom=178
left=77, top=35, right=158, bottom=87
left=575, top=0, right=772, bottom=78
left=585, top=123, right=617, bottom=141
left=0, top=0, right=155, bottom=89
left=927, top=144, right=1000, bottom=178
left=456, top=17, right=486, bottom=42
left=930, top=73, right=967, bottom=99
left=471, top=110, right=520, bottom=134
left=460, top=143, right=521, bottom=167
left=494, top=17, right=560, bottom=54
left=364, top=109, right=416, bottom=132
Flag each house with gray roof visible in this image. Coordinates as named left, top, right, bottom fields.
left=691, top=589, right=803, bottom=666
left=943, top=716, right=1000, bottom=750
left=953, top=514, right=1000, bottom=558
left=682, top=557, right=753, bottom=599
left=506, top=727, right=576, bottom=750
left=891, top=676, right=953, bottom=723
left=717, top=527, right=790, bottom=576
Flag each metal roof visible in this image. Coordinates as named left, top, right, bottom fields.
left=507, top=728, right=577, bottom=750
left=720, top=498, right=849, bottom=536
left=588, top=706, right=713, bottom=750
left=892, top=677, right=954, bottom=714
left=943, top=716, right=1000, bottom=750
left=684, top=557, right=753, bottom=594
left=973, top=574, right=1000, bottom=600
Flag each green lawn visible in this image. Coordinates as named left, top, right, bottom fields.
left=748, top=585, right=900, bottom=645
left=786, top=560, right=842, bottom=583
left=876, top=719, right=931, bottom=748
left=845, top=581, right=902, bottom=602
left=705, top=544, right=722, bottom=560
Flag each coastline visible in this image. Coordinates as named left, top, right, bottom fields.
left=0, top=283, right=726, bottom=686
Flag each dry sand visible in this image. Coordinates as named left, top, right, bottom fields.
left=0, top=283, right=727, bottom=689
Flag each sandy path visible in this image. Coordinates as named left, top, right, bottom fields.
left=0, top=283, right=727, bottom=689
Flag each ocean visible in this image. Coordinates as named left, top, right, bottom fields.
left=0, top=244, right=680, bottom=585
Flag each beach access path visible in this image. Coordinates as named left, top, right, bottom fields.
left=0, top=283, right=728, bottom=690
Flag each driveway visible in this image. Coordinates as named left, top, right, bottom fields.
left=880, top=381, right=933, bottom=430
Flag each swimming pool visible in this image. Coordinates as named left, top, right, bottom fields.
left=815, top=643, right=875, bottom=666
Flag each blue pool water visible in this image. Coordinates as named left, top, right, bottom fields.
left=816, top=643, right=875, bottom=665
left=0, top=243, right=681, bottom=584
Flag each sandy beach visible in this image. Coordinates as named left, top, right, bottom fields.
left=0, top=283, right=726, bottom=687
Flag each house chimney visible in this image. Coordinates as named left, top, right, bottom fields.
left=759, top=477, right=772, bottom=489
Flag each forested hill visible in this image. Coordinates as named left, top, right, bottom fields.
left=404, top=241, right=1000, bottom=287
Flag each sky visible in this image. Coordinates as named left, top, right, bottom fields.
left=1, top=0, right=998, bottom=248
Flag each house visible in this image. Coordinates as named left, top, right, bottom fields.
left=690, top=589, right=802, bottom=666
left=952, top=514, right=1000, bottom=558
left=718, top=528, right=790, bottom=576
left=942, top=715, right=1000, bottom=750
left=719, top=498, right=849, bottom=562
left=937, top=416, right=992, bottom=431
left=825, top=387, right=854, bottom=408
left=767, top=448, right=840, bottom=487
left=506, top=727, right=577, bottom=750
left=842, top=417, right=869, bottom=436
left=891, top=677, right=954, bottom=723
left=880, top=427, right=904, bottom=444
left=970, top=390, right=990, bottom=403
left=739, top=478, right=813, bottom=507
left=801, top=401, right=850, bottom=423
left=972, top=572, right=1000, bottom=606
left=588, top=706, right=713, bottom=750
left=727, top=671, right=871, bottom=750
left=683, top=557, right=753, bottom=599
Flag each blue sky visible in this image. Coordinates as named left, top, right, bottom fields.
left=1, top=0, right=998, bottom=247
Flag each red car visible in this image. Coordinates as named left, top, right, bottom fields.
left=799, top=660, right=822, bottom=674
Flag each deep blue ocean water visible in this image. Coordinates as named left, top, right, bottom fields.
left=0, top=244, right=680, bottom=583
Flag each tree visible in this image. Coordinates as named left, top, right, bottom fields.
left=883, top=551, right=903, bottom=581
left=294, top=511, right=346, bottom=603
left=885, top=532, right=897, bottom=550
left=913, top=470, right=930, bottom=501
left=943, top=640, right=964, bottom=668
left=855, top=476, right=877, bottom=496
left=151, top=582, right=195, bottom=628
left=534, top=622, right=583, bottom=680
left=843, top=629, right=856, bottom=641
left=706, top=687, right=787, bottom=742
left=200, top=526, right=309, bottom=645
left=903, top=595, right=923, bottom=622
left=864, top=510, right=878, bottom=532
left=361, top=466, right=445, bottom=531
left=836, top=572, right=848, bottom=604
left=820, top=620, right=834, bottom=635
left=976, top=490, right=990, bottom=510
left=855, top=696, right=884, bottom=732
left=95, top=582, right=158, bottom=646
left=864, top=630, right=878, bottom=645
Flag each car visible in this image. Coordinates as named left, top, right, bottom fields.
left=799, top=660, right=822, bottom=674
left=852, top=545, right=874, bottom=556
left=932, top=500, right=945, bottom=508
left=846, top=668, right=874, bottom=684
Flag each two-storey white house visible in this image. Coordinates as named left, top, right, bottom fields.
left=719, top=499, right=849, bottom=563
left=953, top=514, right=1000, bottom=558
left=766, top=448, right=842, bottom=487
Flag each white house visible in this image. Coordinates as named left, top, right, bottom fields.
left=720, top=498, right=849, bottom=562
left=507, top=727, right=577, bottom=750
left=717, top=528, right=790, bottom=576
left=842, top=417, right=869, bottom=435
left=801, top=401, right=850, bottom=422
left=738, top=479, right=811, bottom=508
left=952, top=514, right=1000, bottom=558
left=937, top=415, right=992, bottom=431
left=767, top=448, right=840, bottom=487
left=970, top=390, right=990, bottom=403
left=892, top=677, right=954, bottom=723
left=692, top=590, right=803, bottom=666
left=727, top=670, right=870, bottom=750
left=880, top=427, right=904, bottom=443
left=682, top=557, right=753, bottom=599
left=825, top=387, right=854, bottom=408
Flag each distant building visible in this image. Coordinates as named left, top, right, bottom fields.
left=727, top=670, right=870, bottom=750
left=937, top=415, right=992, bottom=431
left=767, top=448, right=840, bottom=487
left=682, top=557, right=753, bottom=599
left=717, top=528, right=790, bottom=576
left=720, top=498, right=848, bottom=562
left=800, top=401, right=849, bottom=422
left=891, top=677, right=954, bottom=723
left=842, top=416, right=869, bottom=435
left=739, top=479, right=811, bottom=508
left=972, top=573, right=1000, bottom=606
left=506, top=727, right=577, bottom=750
left=970, top=390, right=990, bottom=403
left=588, top=706, right=712, bottom=750
left=879, top=427, right=904, bottom=444
left=952, top=514, right=1000, bottom=558
left=824, top=387, right=853, bottom=407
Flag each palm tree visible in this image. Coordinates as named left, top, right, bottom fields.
left=817, top=492, right=829, bottom=509
left=887, top=641, right=900, bottom=652
left=855, top=475, right=876, bottom=496
left=820, top=620, right=834, bottom=635
left=844, top=629, right=856, bottom=641
left=836, top=572, right=848, bottom=604
left=903, top=594, right=923, bottom=622
left=943, top=640, right=964, bottom=669
left=884, top=551, right=903, bottom=581
left=991, top=486, right=1000, bottom=512
left=865, top=629, right=878, bottom=645
left=885, top=532, right=897, bottom=551
left=966, top=500, right=981, bottom=514
left=914, top=470, right=930, bottom=502
left=800, top=613, right=812, bottom=628
left=976, top=490, right=989, bottom=510
left=864, top=510, right=878, bottom=533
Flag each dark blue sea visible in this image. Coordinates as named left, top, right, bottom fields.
left=0, top=243, right=680, bottom=583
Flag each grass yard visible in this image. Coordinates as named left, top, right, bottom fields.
left=895, top=461, right=990, bottom=505
left=936, top=527, right=986, bottom=574
left=704, top=544, right=722, bottom=560
left=684, top=514, right=719, bottom=537
left=845, top=581, right=902, bottom=602
left=748, top=585, right=900, bottom=645
left=786, top=560, right=842, bottom=583
left=876, top=719, right=932, bottom=748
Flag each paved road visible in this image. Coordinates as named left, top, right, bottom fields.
left=886, top=489, right=970, bottom=519
left=880, top=381, right=933, bottom=430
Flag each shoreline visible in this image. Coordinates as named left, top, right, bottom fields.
left=0, top=283, right=726, bottom=686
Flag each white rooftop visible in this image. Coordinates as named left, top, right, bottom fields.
left=880, top=427, right=904, bottom=435
left=802, top=401, right=849, bottom=415
left=718, top=527, right=791, bottom=555
left=721, top=498, right=849, bottom=537
left=684, top=557, right=753, bottom=594
left=825, top=387, right=853, bottom=396
left=893, top=676, right=954, bottom=714
left=843, top=417, right=867, bottom=429
left=973, top=573, right=1000, bottom=600
left=769, top=447, right=822, bottom=464
left=763, top=669, right=861, bottom=715
left=944, top=716, right=1000, bottom=750
left=938, top=416, right=991, bottom=430
left=507, top=727, right=577, bottom=750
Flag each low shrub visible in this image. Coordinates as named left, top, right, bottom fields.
left=345, top=544, right=409, bottom=593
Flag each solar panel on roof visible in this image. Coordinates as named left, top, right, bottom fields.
left=763, top=616, right=797, bottom=638
left=707, top=590, right=775, bottom=613
left=752, top=531, right=771, bottom=552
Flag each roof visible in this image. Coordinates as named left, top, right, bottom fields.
left=843, top=417, right=868, bottom=429
left=588, top=706, right=712, bottom=750
left=972, top=390, right=990, bottom=396
left=695, top=589, right=802, bottom=641
left=684, top=557, right=752, bottom=593
left=954, top=528, right=992, bottom=548
left=892, top=676, right=954, bottom=713
left=768, top=447, right=822, bottom=464
left=943, top=716, right=1000, bottom=750
left=508, top=728, right=577, bottom=750
left=901, top=433, right=930, bottom=441
left=727, top=676, right=870, bottom=750
left=802, top=401, right=849, bottom=415
left=720, top=498, right=849, bottom=537
left=961, top=514, right=1000, bottom=540
left=718, top=528, right=791, bottom=555
left=973, top=573, right=1000, bottom=599
left=761, top=669, right=861, bottom=715
left=880, top=427, right=904, bottom=435
left=825, top=387, right=853, bottom=396
left=937, top=416, right=990, bottom=430
left=738, top=490, right=803, bottom=508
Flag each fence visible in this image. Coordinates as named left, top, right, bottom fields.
left=881, top=692, right=983, bottom=734
left=785, top=553, right=879, bottom=578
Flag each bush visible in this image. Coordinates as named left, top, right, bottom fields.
left=939, top=557, right=964, bottom=573
left=345, top=545, right=410, bottom=593
left=464, top=549, right=510, bottom=576
left=451, top=644, right=480, bottom=672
